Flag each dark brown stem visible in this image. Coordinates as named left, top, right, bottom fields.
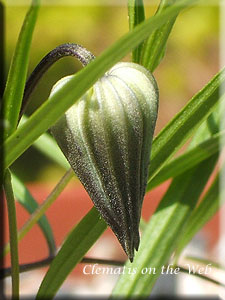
left=81, top=257, right=124, bottom=267
left=19, top=43, right=95, bottom=119
left=0, top=256, right=54, bottom=279
left=0, top=256, right=124, bottom=279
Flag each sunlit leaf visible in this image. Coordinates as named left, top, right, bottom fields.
left=148, top=130, right=224, bottom=190
left=147, top=68, right=225, bottom=187
left=141, top=0, right=178, bottom=72
left=11, top=174, right=56, bottom=255
left=3, top=0, right=40, bottom=139
left=174, top=168, right=224, bottom=258
left=36, top=207, right=107, bottom=298
left=128, top=0, right=145, bottom=63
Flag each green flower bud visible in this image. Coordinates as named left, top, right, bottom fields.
left=50, top=62, right=159, bottom=261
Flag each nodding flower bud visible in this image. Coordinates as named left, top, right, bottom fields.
left=50, top=62, right=159, bottom=262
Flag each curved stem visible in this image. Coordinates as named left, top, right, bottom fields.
left=20, top=43, right=95, bottom=119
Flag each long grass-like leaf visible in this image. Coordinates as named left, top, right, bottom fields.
left=128, top=0, right=145, bottom=63
left=174, top=168, right=224, bottom=259
left=2, top=169, right=74, bottom=259
left=141, top=0, right=178, bottom=72
left=19, top=116, right=69, bottom=169
left=33, top=133, right=70, bottom=169
left=147, top=68, right=225, bottom=185
left=3, top=0, right=196, bottom=170
left=3, top=0, right=40, bottom=139
left=184, top=256, right=225, bottom=271
left=36, top=207, right=107, bottom=299
left=170, top=107, right=221, bottom=259
left=11, top=174, right=56, bottom=255
left=148, top=130, right=224, bottom=190
left=32, top=133, right=69, bottom=169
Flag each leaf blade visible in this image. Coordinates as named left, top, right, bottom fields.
left=3, top=0, right=40, bottom=139
left=36, top=207, right=107, bottom=298
left=128, top=0, right=145, bottom=63
left=147, top=68, right=225, bottom=187
left=174, top=168, right=224, bottom=258
left=32, top=132, right=70, bottom=170
left=148, top=130, right=224, bottom=190
left=11, top=174, right=56, bottom=255
left=19, top=116, right=69, bottom=169
left=141, top=0, right=178, bottom=72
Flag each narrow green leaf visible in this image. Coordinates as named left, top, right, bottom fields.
left=112, top=155, right=218, bottom=297
left=32, top=132, right=70, bottom=170
left=19, top=116, right=69, bottom=169
left=36, top=207, right=107, bottom=299
left=141, top=0, right=178, bottom=72
left=185, top=256, right=225, bottom=271
left=169, top=107, right=221, bottom=260
left=6, top=169, right=73, bottom=257
left=11, top=174, right=56, bottom=256
left=128, top=0, right=145, bottom=63
left=148, top=130, right=224, bottom=190
left=3, top=0, right=196, bottom=170
left=188, top=108, right=220, bottom=149
left=175, top=168, right=224, bottom=258
left=3, top=0, right=40, bottom=139
left=177, top=262, right=225, bottom=287
left=147, top=68, right=225, bottom=186
left=170, top=107, right=221, bottom=260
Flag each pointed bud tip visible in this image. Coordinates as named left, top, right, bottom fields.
left=129, top=256, right=134, bottom=263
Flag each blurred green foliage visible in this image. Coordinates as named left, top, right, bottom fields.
left=5, top=2, right=219, bottom=182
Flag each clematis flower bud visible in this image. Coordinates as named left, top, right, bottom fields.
left=50, top=62, right=159, bottom=261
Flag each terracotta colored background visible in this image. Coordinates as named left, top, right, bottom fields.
left=3, top=179, right=219, bottom=280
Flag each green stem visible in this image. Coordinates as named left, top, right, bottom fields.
left=3, top=169, right=19, bottom=299
left=2, top=168, right=74, bottom=257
